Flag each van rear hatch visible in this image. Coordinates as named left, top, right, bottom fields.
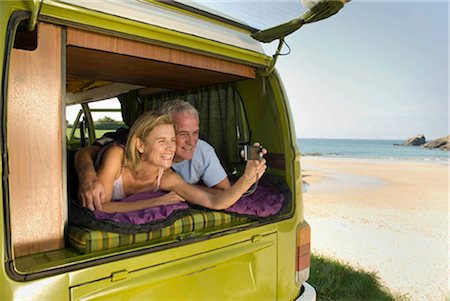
left=70, top=232, right=277, bottom=300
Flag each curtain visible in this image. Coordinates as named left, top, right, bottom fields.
left=118, top=84, right=241, bottom=163
left=118, top=89, right=141, bottom=127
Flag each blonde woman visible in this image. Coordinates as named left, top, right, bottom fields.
left=97, top=111, right=267, bottom=213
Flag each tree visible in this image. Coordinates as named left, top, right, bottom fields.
left=94, top=116, right=125, bottom=129
left=96, top=116, right=116, bottom=123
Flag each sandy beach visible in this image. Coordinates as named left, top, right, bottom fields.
left=301, top=156, right=449, bottom=301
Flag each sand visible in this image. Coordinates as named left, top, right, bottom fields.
left=301, top=156, right=449, bottom=301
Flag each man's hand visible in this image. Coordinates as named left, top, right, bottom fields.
left=243, top=143, right=267, bottom=182
left=78, top=177, right=106, bottom=211
left=74, top=145, right=104, bottom=210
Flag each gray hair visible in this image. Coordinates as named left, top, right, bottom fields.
left=160, top=99, right=199, bottom=118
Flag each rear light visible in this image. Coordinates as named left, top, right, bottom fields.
left=296, top=223, right=311, bottom=284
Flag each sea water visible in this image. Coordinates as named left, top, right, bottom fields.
left=297, top=138, right=449, bottom=162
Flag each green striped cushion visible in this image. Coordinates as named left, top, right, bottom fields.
left=69, top=210, right=250, bottom=254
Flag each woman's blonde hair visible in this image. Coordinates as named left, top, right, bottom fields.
left=124, top=111, right=174, bottom=172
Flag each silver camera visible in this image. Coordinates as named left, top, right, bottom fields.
left=242, top=145, right=263, bottom=161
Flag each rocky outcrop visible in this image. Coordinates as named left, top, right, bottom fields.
left=395, top=134, right=426, bottom=146
left=422, top=135, right=450, bottom=151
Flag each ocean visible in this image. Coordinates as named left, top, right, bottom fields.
left=297, top=138, right=449, bottom=162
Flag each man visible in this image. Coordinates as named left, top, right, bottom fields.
left=75, top=99, right=231, bottom=210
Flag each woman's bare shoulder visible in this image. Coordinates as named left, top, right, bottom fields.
left=102, top=144, right=124, bottom=158
left=105, top=144, right=125, bottom=153
left=161, top=169, right=185, bottom=189
left=98, top=145, right=124, bottom=173
left=162, top=168, right=182, bottom=180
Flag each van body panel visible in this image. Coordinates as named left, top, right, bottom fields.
left=66, top=223, right=277, bottom=287
left=70, top=233, right=277, bottom=301
left=57, top=0, right=265, bottom=54
left=236, top=71, right=306, bottom=300
left=276, top=219, right=302, bottom=300
left=41, top=0, right=271, bottom=68
left=0, top=273, right=70, bottom=301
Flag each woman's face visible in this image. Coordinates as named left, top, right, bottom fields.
left=138, top=124, right=176, bottom=169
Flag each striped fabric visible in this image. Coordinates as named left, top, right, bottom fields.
left=69, top=210, right=250, bottom=254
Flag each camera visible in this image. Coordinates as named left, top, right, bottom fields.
left=242, top=145, right=263, bottom=161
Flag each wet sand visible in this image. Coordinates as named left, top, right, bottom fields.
left=301, top=156, right=449, bottom=301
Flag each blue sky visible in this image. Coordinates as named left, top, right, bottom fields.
left=274, top=1, right=449, bottom=140
left=197, top=0, right=448, bottom=140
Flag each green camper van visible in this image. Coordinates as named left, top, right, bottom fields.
left=0, top=1, right=346, bottom=300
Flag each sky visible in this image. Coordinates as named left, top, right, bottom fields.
left=273, top=1, right=449, bottom=140
left=67, top=1, right=449, bottom=141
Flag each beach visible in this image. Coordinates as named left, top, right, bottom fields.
left=301, top=156, right=449, bottom=301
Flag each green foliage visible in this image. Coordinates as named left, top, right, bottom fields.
left=66, top=128, right=115, bottom=139
left=309, top=254, right=409, bottom=301
left=96, top=116, right=116, bottom=123
left=94, top=116, right=125, bottom=130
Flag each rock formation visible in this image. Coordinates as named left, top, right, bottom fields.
left=395, top=134, right=426, bottom=146
left=422, top=135, right=450, bottom=151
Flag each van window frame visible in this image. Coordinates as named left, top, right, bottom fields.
left=2, top=13, right=294, bottom=281
left=67, top=103, right=97, bottom=148
left=1, top=10, right=34, bottom=281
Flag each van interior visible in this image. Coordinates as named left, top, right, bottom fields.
left=6, top=21, right=293, bottom=275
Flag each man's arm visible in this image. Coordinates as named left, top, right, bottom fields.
left=191, top=178, right=230, bottom=195
left=74, top=145, right=105, bottom=210
left=212, top=177, right=231, bottom=190
left=200, top=144, right=231, bottom=190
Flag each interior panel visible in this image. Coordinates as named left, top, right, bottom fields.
left=7, top=22, right=65, bottom=257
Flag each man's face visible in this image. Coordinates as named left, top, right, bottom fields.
left=171, top=112, right=199, bottom=162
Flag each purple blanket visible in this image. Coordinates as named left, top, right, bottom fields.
left=93, top=179, right=287, bottom=225
left=226, top=183, right=285, bottom=217
left=93, top=191, right=189, bottom=225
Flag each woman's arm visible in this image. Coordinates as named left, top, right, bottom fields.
left=163, top=158, right=266, bottom=210
left=100, top=191, right=185, bottom=213
left=96, top=145, right=124, bottom=204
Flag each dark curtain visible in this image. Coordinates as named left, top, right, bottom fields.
left=118, top=84, right=241, bottom=163
left=118, top=89, right=141, bottom=127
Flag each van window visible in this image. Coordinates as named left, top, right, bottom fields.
left=6, top=20, right=291, bottom=279
left=66, top=98, right=125, bottom=149
left=89, top=98, right=124, bottom=138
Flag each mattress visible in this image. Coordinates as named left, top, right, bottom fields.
left=69, top=210, right=250, bottom=254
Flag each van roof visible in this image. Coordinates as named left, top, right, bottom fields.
left=58, top=0, right=265, bottom=54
